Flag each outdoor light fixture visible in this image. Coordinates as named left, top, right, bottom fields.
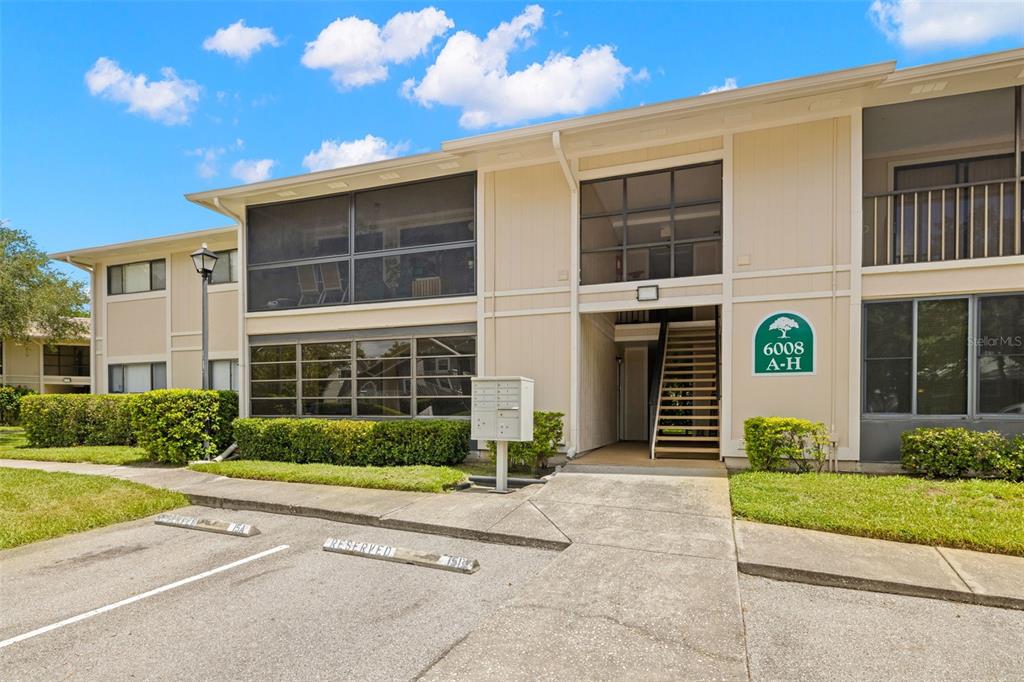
left=190, top=243, right=218, bottom=277
left=190, top=243, right=219, bottom=390
left=636, top=284, right=659, bottom=302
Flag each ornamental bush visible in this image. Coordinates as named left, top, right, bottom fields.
left=0, top=385, right=34, bottom=426
left=232, top=417, right=469, bottom=467
left=21, top=394, right=134, bottom=447
left=744, top=416, right=831, bottom=472
left=130, top=390, right=237, bottom=465
left=900, top=427, right=1014, bottom=479
left=486, top=411, right=564, bottom=473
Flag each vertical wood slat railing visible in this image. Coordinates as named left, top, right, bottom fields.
left=863, top=178, right=1022, bottom=266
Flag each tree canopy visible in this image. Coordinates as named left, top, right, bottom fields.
left=0, top=220, right=88, bottom=344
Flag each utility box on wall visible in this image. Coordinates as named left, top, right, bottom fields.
left=471, top=377, right=534, bottom=442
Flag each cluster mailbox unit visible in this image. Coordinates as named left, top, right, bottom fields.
left=471, top=377, right=535, bottom=492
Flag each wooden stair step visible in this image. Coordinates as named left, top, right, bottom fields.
left=656, top=436, right=718, bottom=443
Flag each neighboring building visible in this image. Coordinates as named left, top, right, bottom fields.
left=51, top=227, right=240, bottom=394
left=1, top=320, right=92, bottom=394
left=53, top=49, right=1024, bottom=467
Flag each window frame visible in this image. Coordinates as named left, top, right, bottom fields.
left=209, top=358, right=240, bottom=391
left=107, top=259, right=166, bottom=296
left=108, top=362, right=167, bottom=394
left=210, top=250, right=239, bottom=285
left=246, top=173, right=477, bottom=312
left=43, top=345, right=90, bottom=377
left=862, top=293, right=1024, bottom=420
left=579, top=161, right=723, bottom=285
left=248, top=333, right=476, bottom=420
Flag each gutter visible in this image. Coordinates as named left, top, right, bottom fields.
left=552, top=131, right=580, bottom=458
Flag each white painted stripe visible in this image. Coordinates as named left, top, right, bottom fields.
left=0, top=544, right=289, bottom=650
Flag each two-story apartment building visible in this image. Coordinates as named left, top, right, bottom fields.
left=53, top=49, right=1024, bottom=468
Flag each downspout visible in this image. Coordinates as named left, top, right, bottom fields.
left=213, top=197, right=248, bottom=417
left=829, top=121, right=840, bottom=472
left=552, top=131, right=580, bottom=458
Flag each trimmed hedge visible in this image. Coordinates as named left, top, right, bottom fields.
left=0, top=385, right=34, bottom=426
left=131, top=390, right=238, bottom=465
left=901, top=427, right=1024, bottom=481
left=19, top=391, right=237, bottom=464
left=233, top=417, right=469, bottom=467
left=486, top=411, right=564, bottom=473
left=744, top=416, right=831, bottom=472
left=21, top=394, right=135, bottom=447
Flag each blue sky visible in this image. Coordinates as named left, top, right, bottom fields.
left=2, top=1, right=1022, bottom=284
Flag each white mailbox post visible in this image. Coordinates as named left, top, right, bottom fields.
left=471, top=376, right=534, bottom=493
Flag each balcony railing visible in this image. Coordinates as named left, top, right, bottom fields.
left=863, top=178, right=1023, bottom=266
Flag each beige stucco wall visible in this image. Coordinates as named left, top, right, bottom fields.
left=863, top=260, right=1024, bottom=299
left=246, top=299, right=477, bottom=337
left=105, top=298, right=166, bottom=358
left=485, top=163, right=572, bottom=293
left=3, top=341, right=40, bottom=388
left=729, top=297, right=851, bottom=449
left=733, top=117, right=851, bottom=272
left=579, top=313, right=618, bottom=452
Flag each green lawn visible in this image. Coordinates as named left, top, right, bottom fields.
left=0, top=467, right=188, bottom=549
left=0, top=427, right=150, bottom=466
left=190, top=459, right=468, bottom=493
left=730, top=471, right=1024, bottom=556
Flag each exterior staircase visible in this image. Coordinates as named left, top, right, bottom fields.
left=651, top=323, right=720, bottom=459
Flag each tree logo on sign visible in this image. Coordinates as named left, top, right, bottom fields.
left=753, top=311, right=815, bottom=375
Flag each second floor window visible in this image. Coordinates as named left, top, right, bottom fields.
left=210, top=250, right=239, bottom=284
left=246, top=174, right=475, bottom=312
left=108, top=259, right=165, bottom=295
left=580, top=162, right=723, bottom=285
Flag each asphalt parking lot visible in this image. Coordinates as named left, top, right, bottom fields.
left=0, top=506, right=557, bottom=681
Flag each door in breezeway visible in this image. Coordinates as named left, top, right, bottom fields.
left=622, top=346, right=649, bottom=441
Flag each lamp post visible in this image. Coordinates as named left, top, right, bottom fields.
left=190, top=243, right=219, bottom=390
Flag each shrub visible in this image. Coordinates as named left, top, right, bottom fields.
left=0, top=385, right=34, bottom=426
left=900, top=427, right=1007, bottom=479
left=744, top=416, right=831, bottom=472
left=233, top=417, right=469, bottom=467
left=21, top=394, right=135, bottom=447
left=487, top=411, right=565, bottom=473
left=130, top=390, right=238, bottom=465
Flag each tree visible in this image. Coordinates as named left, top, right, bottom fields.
left=0, top=220, right=88, bottom=344
left=769, top=316, right=799, bottom=338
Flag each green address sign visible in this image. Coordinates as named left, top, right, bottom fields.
left=753, top=311, right=815, bottom=375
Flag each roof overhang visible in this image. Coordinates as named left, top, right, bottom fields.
left=49, top=225, right=238, bottom=267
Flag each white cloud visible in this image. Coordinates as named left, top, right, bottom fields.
left=203, top=20, right=280, bottom=60
left=188, top=147, right=224, bottom=178
left=702, top=77, right=737, bottom=94
left=870, top=0, right=1024, bottom=49
left=85, top=57, right=200, bottom=125
left=302, top=8, right=453, bottom=89
left=302, top=135, right=409, bottom=172
left=231, top=158, right=276, bottom=183
left=187, top=139, right=244, bottom=179
left=402, top=5, right=634, bottom=128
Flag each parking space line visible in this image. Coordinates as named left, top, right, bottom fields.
left=0, top=544, right=289, bottom=650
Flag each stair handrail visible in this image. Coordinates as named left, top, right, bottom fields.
left=648, top=320, right=669, bottom=460
left=714, top=307, right=721, bottom=401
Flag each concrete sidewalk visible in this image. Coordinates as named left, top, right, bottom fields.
left=0, top=458, right=569, bottom=550
left=734, top=519, right=1024, bottom=611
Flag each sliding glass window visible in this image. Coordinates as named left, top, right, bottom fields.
left=863, top=294, right=1024, bottom=417
left=580, top=162, right=722, bottom=285
left=249, top=333, right=475, bottom=419
left=246, top=174, right=475, bottom=312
